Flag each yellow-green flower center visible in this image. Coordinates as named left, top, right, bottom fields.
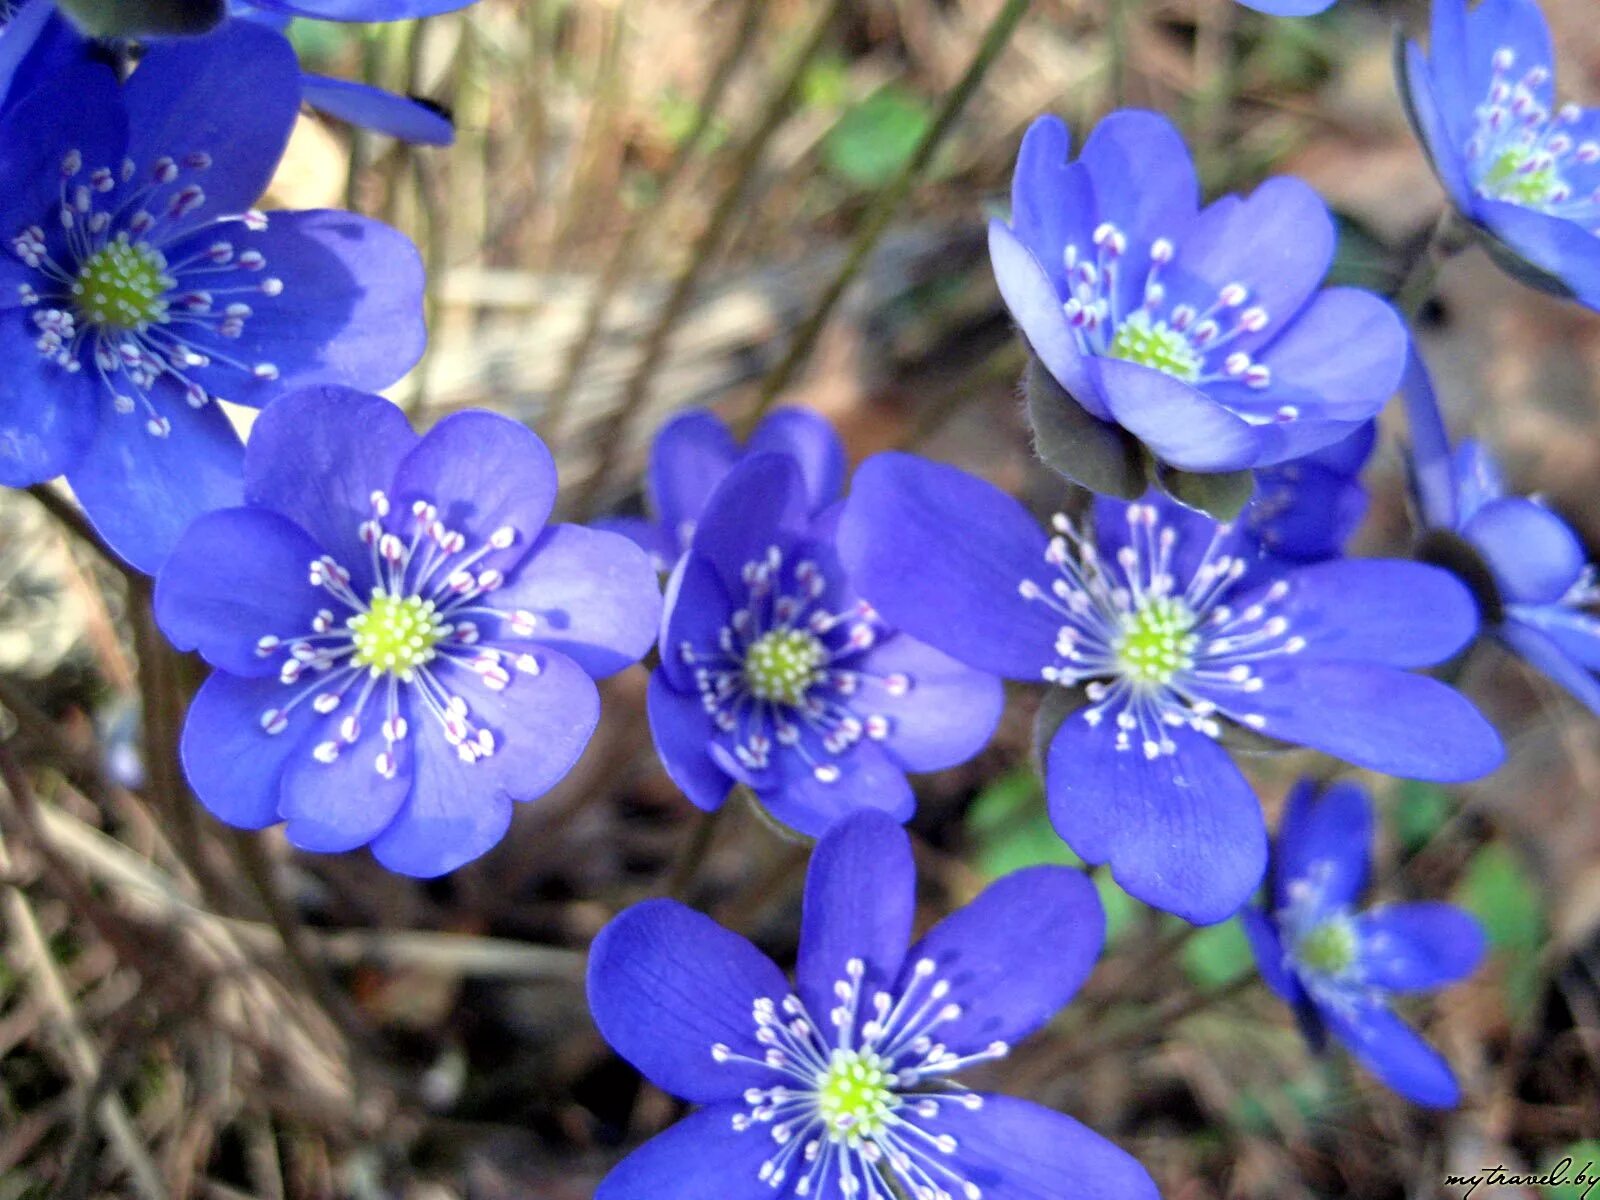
left=1108, top=311, right=1202, bottom=383
left=71, top=237, right=173, bottom=332
left=1296, top=917, right=1358, bottom=978
left=348, top=591, right=447, bottom=676
left=1113, top=597, right=1198, bottom=686
left=816, top=1049, right=894, bottom=1139
left=743, top=627, right=825, bottom=706
left=1479, top=149, right=1563, bottom=206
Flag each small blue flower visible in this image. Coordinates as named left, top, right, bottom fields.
left=1403, top=352, right=1600, bottom=714
left=0, top=20, right=426, bottom=571
left=648, top=453, right=1003, bottom=838
left=154, top=387, right=662, bottom=877
left=587, top=809, right=1160, bottom=1200
left=1242, top=779, right=1485, bottom=1107
left=990, top=111, right=1407, bottom=476
left=1399, top=0, right=1600, bottom=308
left=1242, top=421, right=1376, bottom=570
left=602, top=406, right=846, bottom=573
left=838, top=452, right=1505, bottom=923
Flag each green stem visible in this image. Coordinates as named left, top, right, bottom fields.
left=1393, top=210, right=1460, bottom=323
left=665, top=805, right=725, bottom=902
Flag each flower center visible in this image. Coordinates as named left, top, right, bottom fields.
left=743, top=626, right=826, bottom=706
left=1108, top=311, right=1202, bottom=383
left=71, top=237, right=172, bottom=333
left=1113, top=596, right=1198, bottom=686
left=816, top=1048, right=895, bottom=1139
left=1479, top=147, right=1564, bottom=206
left=347, top=590, right=447, bottom=677
left=1295, top=915, right=1358, bottom=979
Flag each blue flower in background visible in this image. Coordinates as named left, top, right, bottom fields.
left=1399, top=0, right=1600, bottom=308
left=0, top=20, right=426, bottom=572
left=587, top=809, right=1160, bottom=1200
left=603, top=406, right=845, bottom=573
left=990, top=111, right=1406, bottom=476
left=1242, top=779, right=1485, bottom=1107
left=155, top=388, right=661, bottom=877
left=648, top=453, right=1003, bottom=838
left=1403, top=353, right=1600, bottom=715
left=1242, top=421, right=1376, bottom=570
left=1236, top=0, right=1335, bottom=13
left=838, top=452, right=1504, bottom=923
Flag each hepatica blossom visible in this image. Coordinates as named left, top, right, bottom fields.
left=648, top=453, right=1002, bottom=837
left=990, top=111, right=1406, bottom=479
left=604, top=406, right=844, bottom=572
left=1399, top=0, right=1600, bottom=309
left=0, top=20, right=425, bottom=571
left=587, top=809, right=1160, bottom=1200
left=838, top=452, right=1505, bottom=923
left=1404, top=354, right=1600, bottom=714
left=1242, top=780, right=1485, bottom=1107
left=1242, top=422, right=1376, bottom=572
left=154, top=388, right=661, bottom=876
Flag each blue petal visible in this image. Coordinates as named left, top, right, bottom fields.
left=853, top=634, right=1004, bottom=774
left=1499, top=618, right=1600, bottom=716
left=1008, top=116, right=1094, bottom=292
left=593, top=515, right=678, bottom=573
left=649, top=409, right=741, bottom=545
left=0, top=326, right=99, bottom=487
left=1474, top=197, right=1600, bottom=310
left=278, top=697, right=414, bottom=853
left=1424, top=0, right=1473, bottom=139
left=1093, top=357, right=1262, bottom=471
left=299, top=74, right=454, bottom=145
left=586, top=898, right=789, bottom=1104
left=1242, top=907, right=1308, bottom=1007
left=1243, top=559, right=1479, bottom=668
left=1232, top=0, right=1335, bottom=13
left=1461, top=0, right=1555, bottom=115
left=180, top=210, right=427, bottom=407
left=1274, top=778, right=1373, bottom=912
left=1203, top=661, right=1505, bottom=782
left=1451, top=439, right=1506, bottom=522
left=0, top=1, right=84, bottom=110
left=154, top=507, right=323, bottom=675
left=920, top=1094, right=1160, bottom=1200
left=989, top=220, right=1101, bottom=416
left=179, top=672, right=308, bottom=829
left=1322, top=1002, right=1462, bottom=1108
left=1400, top=350, right=1460, bottom=530
left=1077, top=109, right=1199, bottom=251
left=370, top=647, right=599, bottom=876
left=1398, top=44, right=1476, bottom=212
left=689, top=453, right=809, bottom=594
left=794, top=810, right=914, bottom=1025
left=746, top=407, right=846, bottom=516
left=1045, top=713, right=1267, bottom=924
left=645, top=670, right=732, bottom=812
left=1462, top=496, right=1587, bottom=604
left=490, top=524, right=660, bottom=678
left=1513, top=604, right=1600, bottom=671
left=123, top=21, right=299, bottom=215
left=253, top=0, right=477, bottom=18
left=657, top=552, right=733, bottom=692
left=1357, top=903, right=1486, bottom=992
left=1245, top=460, right=1368, bottom=565
left=68, top=392, right=245, bottom=575
left=905, top=865, right=1104, bottom=1055
left=243, top=386, right=418, bottom=571
left=594, top=1103, right=773, bottom=1200
left=757, top=737, right=916, bottom=839
left=836, top=452, right=1058, bottom=679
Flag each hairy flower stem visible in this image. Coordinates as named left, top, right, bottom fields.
left=739, top=0, right=1035, bottom=432
left=1393, top=209, right=1467, bottom=323
left=665, top=804, right=726, bottom=902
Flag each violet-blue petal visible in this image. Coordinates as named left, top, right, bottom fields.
left=1008, top=116, right=1092, bottom=289
left=587, top=898, right=789, bottom=1104
left=649, top=409, right=741, bottom=540
left=1357, top=903, right=1486, bottom=991
left=905, top=865, right=1103, bottom=1055
left=0, top=323, right=99, bottom=486
left=920, top=1094, right=1160, bottom=1200
left=299, top=74, right=454, bottom=145
left=657, top=552, right=733, bottom=692
left=645, top=670, right=732, bottom=812
left=1401, top=349, right=1460, bottom=529
left=1423, top=0, right=1473, bottom=133
left=1233, top=0, right=1335, bottom=14
left=1462, top=496, right=1587, bottom=604
left=179, top=672, right=308, bottom=829
left=1046, top=713, right=1267, bottom=924
left=795, top=810, right=914, bottom=1021
left=989, top=220, right=1100, bottom=415
left=593, top=1103, right=773, bottom=1200
left=279, top=707, right=414, bottom=853
left=1274, top=779, right=1373, bottom=912
left=1451, top=439, right=1506, bottom=521
left=1399, top=44, right=1475, bottom=211
left=1475, top=197, right=1600, bottom=309
left=1242, top=908, right=1306, bottom=1006
left=1499, top=619, right=1600, bottom=716
left=1092, top=357, right=1261, bottom=471
left=1076, top=109, right=1199, bottom=250
left=594, top=515, right=678, bottom=571
left=854, top=635, right=1004, bottom=773
left=491, top=524, right=660, bottom=678
left=689, top=453, right=808, bottom=592
left=243, top=385, right=418, bottom=569
left=256, top=0, right=477, bottom=17
left=1207, top=661, right=1505, bottom=782
left=1322, top=1002, right=1461, bottom=1108
left=1513, top=604, right=1600, bottom=671
left=154, top=507, right=323, bottom=675
left=1461, top=0, right=1554, bottom=107
left=746, top=407, right=846, bottom=515
left=759, top=738, right=916, bottom=838
left=837, top=452, right=1057, bottom=679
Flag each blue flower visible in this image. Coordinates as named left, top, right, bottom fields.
left=990, top=111, right=1407, bottom=478
left=1403, top=352, right=1600, bottom=714
left=587, top=809, right=1160, bottom=1200
left=1242, top=421, right=1376, bottom=571
left=837, top=452, right=1505, bottom=923
left=648, top=453, right=1003, bottom=838
left=602, top=406, right=846, bottom=573
left=153, top=387, right=662, bottom=877
left=1236, top=0, right=1335, bottom=12
left=1399, top=0, right=1600, bottom=308
left=1242, top=779, right=1485, bottom=1107
left=0, top=19, right=426, bottom=572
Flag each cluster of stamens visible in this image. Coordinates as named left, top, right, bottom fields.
left=1275, top=868, right=1373, bottom=1015
left=1018, top=504, right=1309, bottom=759
left=252, top=491, right=542, bottom=778
left=1058, top=223, right=1286, bottom=410
left=12, top=149, right=284, bottom=437
left=712, top=958, right=1007, bottom=1200
left=678, top=546, right=908, bottom=782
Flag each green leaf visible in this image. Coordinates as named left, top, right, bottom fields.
left=800, top=53, right=850, bottom=111
left=1388, top=780, right=1454, bottom=852
left=1182, top=918, right=1255, bottom=991
left=1094, top=871, right=1140, bottom=945
left=823, top=86, right=932, bottom=190
left=1456, top=843, right=1546, bottom=1019
left=966, top=768, right=1078, bottom=880
left=1541, top=1142, right=1600, bottom=1199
